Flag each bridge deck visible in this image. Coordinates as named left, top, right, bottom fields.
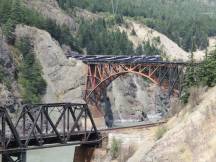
left=4, top=131, right=100, bottom=151
left=69, top=54, right=188, bottom=65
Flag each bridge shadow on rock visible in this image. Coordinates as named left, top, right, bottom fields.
left=100, top=94, right=113, bottom=128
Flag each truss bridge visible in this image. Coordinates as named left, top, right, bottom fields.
left=0, top=103, right=101, bottom=162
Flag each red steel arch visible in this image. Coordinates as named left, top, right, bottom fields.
left=84, top=63, right=185, bottom=111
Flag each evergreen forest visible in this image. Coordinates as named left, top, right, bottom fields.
left=58, top=0, right=216, bottom=52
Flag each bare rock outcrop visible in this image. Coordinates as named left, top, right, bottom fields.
left=107, top=75, right=164, bottom=121
left=15, top=24, right=86, bottom=103
left=23, top=0, right=76, bottom=31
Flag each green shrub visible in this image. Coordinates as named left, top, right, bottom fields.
left=0, top=62, right=12, bottom=89
left=155, top=126, right=167, bottom=140
left=110, top=137, right=121, bottom=159
left=0, top=65, right=5, bottom=83
left=135, top=40, right=164, bottom=56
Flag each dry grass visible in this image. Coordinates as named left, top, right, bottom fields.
left=184, top=120, right=198, bottom=150
left=169, top=99, right=183, bottom=117
left=179, top=144, right=192, bottom=162
left=155, top=126, right=168, bottom=140
left=200, top=100, right=216, bottom=122
left=119, top=145, right=136, bottom=162
left=110, top=138, right=136, bottom=161
left=188, top=87, right=205, bottom=111
left=110, top=138, right=122, bottom=160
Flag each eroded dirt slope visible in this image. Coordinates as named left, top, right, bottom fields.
left=128, top=86, right=216, bottom=162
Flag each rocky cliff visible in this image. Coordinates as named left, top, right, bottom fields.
left=15, top=25, right=86, bottom=103
left=107, top=75, right=168, bottom=121
left=128, top=86, right=216, bottom=162
left=0, top=29, right=20, bottom=110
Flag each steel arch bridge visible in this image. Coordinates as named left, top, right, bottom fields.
left=71, top=55, right=188, bottom=109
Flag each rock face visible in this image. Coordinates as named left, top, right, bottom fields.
left=0, top=30, right=20, bottom=110
left=23, top=0, right=76, bottom=31
left=15, top=25, right=86, bottom=103
left=107, top=74, right=167, bottom=121
left=128, top=86, right=216, bottom=162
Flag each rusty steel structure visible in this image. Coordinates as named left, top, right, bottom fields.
left=0, top=103, right=101, bottom=162
left=84, top=62, right=186, bottom=107
left=68, top=54, right=187, bottom=108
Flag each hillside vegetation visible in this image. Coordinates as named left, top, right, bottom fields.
left=78, top=19, right=163, bottom=55
left=58, top=0, right=216, bottom=52
left=16, top=37, right=47, bottom=103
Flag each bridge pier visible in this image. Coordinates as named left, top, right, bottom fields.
left=74, top=146, right=95, bottom=162
left=2, top=151, right=26, bottom=162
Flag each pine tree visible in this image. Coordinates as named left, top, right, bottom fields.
left=198, top=50, right=216, bottom=87
left=181, top=38, right=200, bottom=103
left=136, top=45, right=143, bottom=55
left=0, top=0, right=13, bottom=23
left=205, top=48, right=208, bottom=59
left=190, top=37, right=196, bottom=64
left=2, top=18, right=15, bottom=44
left=131, top=28, right=137, bottom=36
left=10, top=0, right=24, bottom=24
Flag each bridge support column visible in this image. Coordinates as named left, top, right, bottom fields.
left=2, top=151, right=26, bottom=162
left=74, top=146, right=95, bottom=162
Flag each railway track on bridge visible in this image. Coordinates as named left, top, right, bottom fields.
left=99, top=120, right=167, bottom=132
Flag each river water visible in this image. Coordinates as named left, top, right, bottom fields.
left=0, top=146, right=76, bottom=162
left=27, top=146, right=76, bottom=162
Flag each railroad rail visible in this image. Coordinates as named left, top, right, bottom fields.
left=99, top=120, right=167, bottom=132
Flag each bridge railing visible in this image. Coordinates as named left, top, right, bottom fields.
left=0, top=103, right=100, bottom=151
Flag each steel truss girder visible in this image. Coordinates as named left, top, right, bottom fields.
left=2, top=151, right=26, bottom=162
left=84, top=63, right=186, bottom=106
left=0, top=103, right=100, bottom=160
